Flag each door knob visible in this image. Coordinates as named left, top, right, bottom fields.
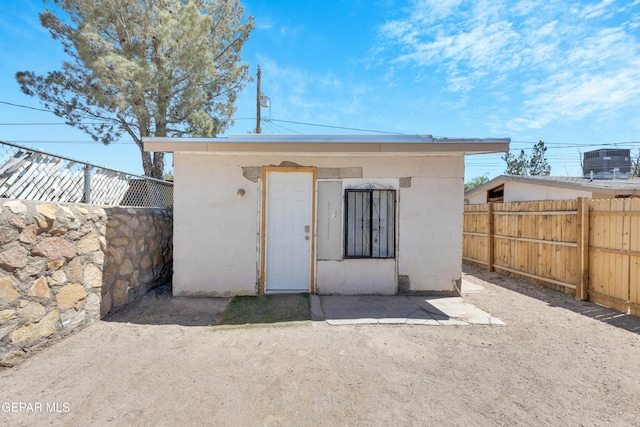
left=305, top=236, right=310, bottom=240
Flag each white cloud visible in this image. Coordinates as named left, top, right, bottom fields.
left=378, top=0, right=640, bottom=131
left=410, top=0, right=464, bottom=24
left=582, top=0, right=616, bottom=19
left=511, top=0, right=538, bottom=16
left=256, top=21, right=273, bottom=31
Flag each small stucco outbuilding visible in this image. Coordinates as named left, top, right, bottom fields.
left=145, top=134, right=509, bottom=296
left=465, top=175, right=640, bottom=205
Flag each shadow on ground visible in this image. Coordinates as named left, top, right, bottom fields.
left=105, top=283, right=496, bottom=327
left=105, top=265, right=637, bottom=330
left=463, top=264, right=640, bottom=334
left=104, top=284, right=231, bottom=326
left=104, top=286, right=312, bottom=327
left=319, top=295, right=449, bottom=321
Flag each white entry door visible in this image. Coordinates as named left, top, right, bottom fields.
left=265, top=171, right=314, bottom=293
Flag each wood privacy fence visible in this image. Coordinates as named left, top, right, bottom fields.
left=463, top=198, right=640, bottom=316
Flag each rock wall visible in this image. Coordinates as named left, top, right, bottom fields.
left=0, top=200, right=172, bottom=367
left=101, top=207, right=173, bottom=316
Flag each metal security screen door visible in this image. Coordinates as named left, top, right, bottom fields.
left=264, top=171, right=314, bottom=292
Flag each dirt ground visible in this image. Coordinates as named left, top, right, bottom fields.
left=1, top=264, right=640, bottom=426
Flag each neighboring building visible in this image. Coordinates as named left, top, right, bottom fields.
left=144, top=134, right=509, bottom=296
left=465, top=175, right=640, bottom=205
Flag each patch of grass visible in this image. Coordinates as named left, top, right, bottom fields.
left=222, top=293, right=311, bottom=325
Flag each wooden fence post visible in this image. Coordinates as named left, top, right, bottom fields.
left=576, top=197, right=590, bottom=300
left=487, top=202, right=494, bottom=272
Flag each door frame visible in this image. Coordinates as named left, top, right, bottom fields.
left=260, top=166, right=317, bottom=294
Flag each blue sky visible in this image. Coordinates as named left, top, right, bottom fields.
left=1, top=0, right=639, bottom=180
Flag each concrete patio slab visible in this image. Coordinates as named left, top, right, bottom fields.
left=378, top=318, right=409, bottom=324
left=406, top=317, right=440, bottom=325
left=319, top=287, right=504, bottom=326
left=436, top=318, right=470, bottom=326
left=412, top=296, right=504, bottom=325
left=326, top=317, right=380, bottom=325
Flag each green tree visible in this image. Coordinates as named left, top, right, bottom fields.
left=502, top=149, right=528, bottom=175
left=464, top=174, right=490, bottom=191
left=16, top=0, right=253, bottom=179
left=632, top=149, right=640, bottom=178
left=502, top=140, right=551, bottom=176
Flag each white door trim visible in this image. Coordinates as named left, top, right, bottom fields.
left=261, top=167, right=316, bottom=293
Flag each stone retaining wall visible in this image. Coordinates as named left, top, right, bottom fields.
left=0, top=200, right=172, bottom=367
left=101, top=207, right=173, bottom=316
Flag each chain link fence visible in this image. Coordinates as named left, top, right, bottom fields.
left=0, top=140, right=172, bottom=208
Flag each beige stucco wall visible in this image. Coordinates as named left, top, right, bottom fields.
left=504, top=182, right=593, bottom=202
left=173, top=154, right=260, bottom=296
left=317, top=259, right=397, bottom=294
left=465, top=182, right=608, bottom=205
left=465, top=190, right=488, bottom=205
left=173, top=153, right=464, bottom=296
left=398, top=176, right=463, bottom=293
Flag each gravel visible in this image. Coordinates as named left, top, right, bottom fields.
left=1, top=264, right=639, bottom=426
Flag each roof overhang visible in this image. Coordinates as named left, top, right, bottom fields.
left=143, top=134, right=510, bottom=156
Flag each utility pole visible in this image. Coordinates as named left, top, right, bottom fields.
left=256, top=65, right=262, bottom=134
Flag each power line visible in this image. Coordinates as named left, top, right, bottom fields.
left=262, top=119, right=303, bottom=134
left=0, top=122, right=101, bottom=126
left=2, top=99, right=638, bottom=151
left=0, top=100, right=52, bottom=113
left=265, top=118, right=400, bottom=134
left=509, top=140, right=640, bottom=149
left=261, top=121, right=278, bottom=134
left=0, top=103, right=401, bottom=134
left=4, top=140, right=135, bottom=144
